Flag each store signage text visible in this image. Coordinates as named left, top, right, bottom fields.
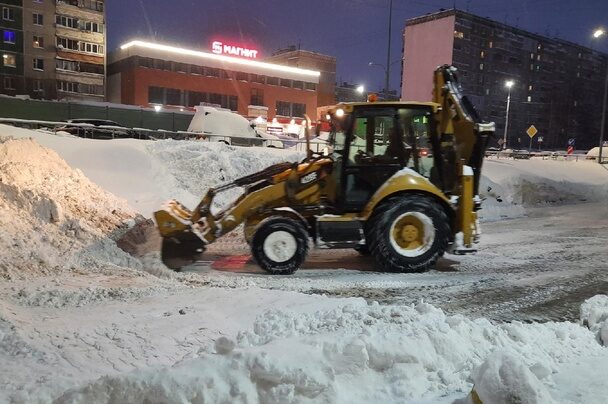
left=211, top=41, right=259, bottom=59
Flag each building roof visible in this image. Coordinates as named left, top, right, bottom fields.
left=406, top=8, right=607, bottom=56
left=270, top=47, right=337, bottom=62
left=110, top=40, right=321, bottom=82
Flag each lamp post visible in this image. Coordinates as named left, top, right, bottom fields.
left=386, top=0, right=393, bottom=99
left=593, top=28, right=607, bottom=164
left=368, top=62, right=388, bottom=97
left=503, top=80, right=515, bottom=150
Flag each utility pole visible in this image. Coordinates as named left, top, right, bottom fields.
left=385, top=0, right=393, bottom=98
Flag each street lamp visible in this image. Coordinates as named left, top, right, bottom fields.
left=502, top=80, right=515, bottom=150
left=355, top=84, right=366, bottom=101
left=592, top=28, right=607, bottom=164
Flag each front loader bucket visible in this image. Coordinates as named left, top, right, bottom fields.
left=161, top=232, right=206, bottom=271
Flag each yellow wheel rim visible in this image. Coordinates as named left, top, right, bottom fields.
left=389, top=212, right=435, bottom=257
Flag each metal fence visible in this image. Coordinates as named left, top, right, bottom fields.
left=484, top=149, right=600, bottom=162
left=0, top=118, right=324, bottom=152
left=0, top=96, right=193, bottom=131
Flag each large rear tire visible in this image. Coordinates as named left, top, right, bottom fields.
left=367, top=195, right=450, bottom=273
left=251, top=217, right=308, bottom=275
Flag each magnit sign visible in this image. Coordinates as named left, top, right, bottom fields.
left=211, top=41, right=259, bottom=59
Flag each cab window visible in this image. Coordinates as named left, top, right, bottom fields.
left=398, top=108, right=434, bottom=178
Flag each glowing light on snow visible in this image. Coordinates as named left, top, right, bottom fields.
left=120, top=40, right=321, bottom=78
left=153, top=105, right=162, bottom=112
left=335, top=108, right=345, bottom=118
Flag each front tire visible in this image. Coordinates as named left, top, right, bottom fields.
left=367, top=195, right=450, bottom=273
left=251, top=217, right=308, bottom=275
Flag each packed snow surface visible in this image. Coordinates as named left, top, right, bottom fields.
left=54, top=300, right=608, bottom=404
left=0, top=126, right=607, bottom=403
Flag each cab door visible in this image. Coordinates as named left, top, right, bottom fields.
left=341, top=107, right=405, bottom=211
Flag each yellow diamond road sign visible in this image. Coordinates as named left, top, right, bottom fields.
left=527, top=125, right=538, bottom=138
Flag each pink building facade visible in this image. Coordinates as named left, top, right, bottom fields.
left=401, top=14, right=455, bottom=101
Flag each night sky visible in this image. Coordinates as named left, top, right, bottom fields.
left=107, top=0, right=608, bottom=92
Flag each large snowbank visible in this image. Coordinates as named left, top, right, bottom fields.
left=0, top=136, right=142, bottom=279
left=0, top=124, right=302, bottom=216
left=3, top=124, right=605, bottom=223
left=479, top=158, right=608, bottom=221
left=56, top=300, right=608, bottom=404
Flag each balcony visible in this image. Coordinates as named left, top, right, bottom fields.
left=56, top=1, right=105, bottom=20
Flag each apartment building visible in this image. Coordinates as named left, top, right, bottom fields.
left=1, top=0, right=105, bottom=101
left=402, top=9, right=608, bottom=149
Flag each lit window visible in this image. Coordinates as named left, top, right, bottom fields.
left=480, top=50, right=485, bottom=58
left=537, top=54, right=541, bottom=61
left=454, top=31, right=464, bottom=39
left=488, top=41, right=493, bottom=48
left=2, top=53, right=16, bottom=67
left=479, top=63, right=484, bottom=71
left=527, top=96, right=532, bottom=102
left=574, top=100, right=578, bottom=107
left=485, top=88, right=490, bottom=95
left=528, top=85, right=533, bottom=91
left=3, top=30, right=15, bottom=44
left=33, top=35, right=44, bottom=48
left=530, top=53, right=534, bottom=60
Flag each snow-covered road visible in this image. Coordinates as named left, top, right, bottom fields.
left=176, top=201, right=608, bottom=322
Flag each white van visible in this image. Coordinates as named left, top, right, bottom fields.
left=187, top=106, right=283, bottom=148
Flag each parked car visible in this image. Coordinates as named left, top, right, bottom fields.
left=188, top=106, right=283, bottom=148
left=56, top=119, right=139, bottom=139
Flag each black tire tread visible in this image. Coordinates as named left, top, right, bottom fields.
left=367, top=194, right=450, bottom=273
left=251, top=217, right=309, bottom=275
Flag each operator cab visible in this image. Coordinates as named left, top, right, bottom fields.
left=325, top=102, right=440, bottom=212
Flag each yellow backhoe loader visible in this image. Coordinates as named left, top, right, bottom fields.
left=154, top=65, right=495, bottom=274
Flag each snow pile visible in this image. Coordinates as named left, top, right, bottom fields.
left=479, top=159, right=608, bottom=221
left=580, top=295, right=608, bottom=346
left=145, top=139, right=302, bottom=209
left=471, top=351, right=554, bottom=404
left=56, top=301, right=608, bottom=404
left=0, top=136, right=139, bottom=279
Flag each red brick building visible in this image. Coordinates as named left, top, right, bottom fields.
left=107, top=40, right=321, bottom=120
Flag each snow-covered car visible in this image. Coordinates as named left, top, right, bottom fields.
left=56, top=119, right=139, bottom=140
left=187, top=106, right=283, bottom=148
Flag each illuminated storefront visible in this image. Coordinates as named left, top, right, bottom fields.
left=107, top=40, right=321, bottom=121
